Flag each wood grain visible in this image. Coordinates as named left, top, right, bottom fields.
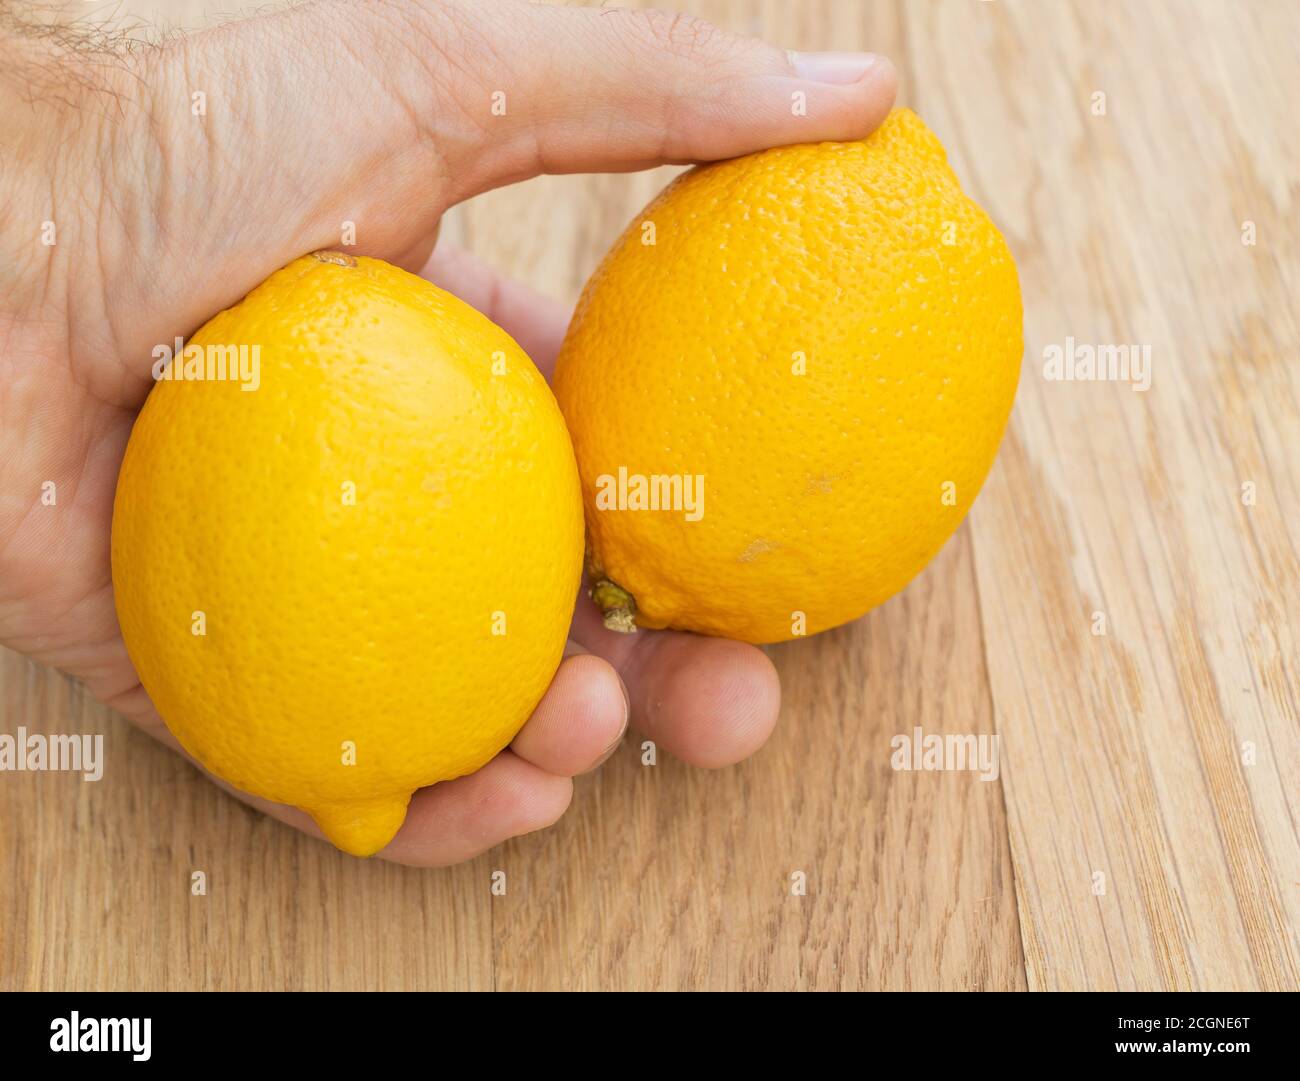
left=904, top=0, right=1300, bottom=991
left=1, top=0, right=1295, bottom=992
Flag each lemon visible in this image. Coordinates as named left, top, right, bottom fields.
left=554, top=109, right=1022, bottom=644
left=112, top=253, right=583, bottom=856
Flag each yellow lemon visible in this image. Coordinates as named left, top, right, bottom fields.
left=112, top=253, right=583, bottom=856
left=554, top=109, right=1022, bottom=644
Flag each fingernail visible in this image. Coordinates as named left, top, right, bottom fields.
left=788, top=50, right=880, bottom=85
left=584, top=724, right=627, bottom=774
left=583, top=677, right=630, bottom=774
left=585, top=732, right=625, bottom=774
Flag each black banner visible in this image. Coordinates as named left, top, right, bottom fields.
left=0, top=993, right=1288, bottom=1065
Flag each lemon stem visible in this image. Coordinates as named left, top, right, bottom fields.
left=591, top=578, right=638, bottom=634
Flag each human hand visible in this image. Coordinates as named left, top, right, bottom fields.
left=0, top=0, right=896, bottom=863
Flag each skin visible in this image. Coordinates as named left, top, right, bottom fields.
left=0, top=0, right=896, bottom=865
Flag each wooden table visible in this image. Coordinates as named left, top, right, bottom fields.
left=2, top=0, right=1296, bottom=992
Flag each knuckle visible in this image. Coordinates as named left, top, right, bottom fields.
left=616, top=8, right=733, bottom=63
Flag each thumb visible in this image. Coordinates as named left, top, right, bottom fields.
left=432, top=2, right=898, bottom=203
left=165, top=0, right=897, bottom=238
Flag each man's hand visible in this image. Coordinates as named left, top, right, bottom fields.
left=0, top=0, right=896, bottom=863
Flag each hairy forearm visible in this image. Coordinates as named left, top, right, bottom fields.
left=0, top=4, right=180, bottom=388
left=0, top=6, right=123, bottom=318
